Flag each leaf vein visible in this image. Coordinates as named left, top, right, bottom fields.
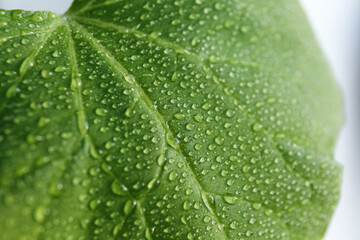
left=70, top=16, right=312, bottom=189
left=0, top=20, right=61, bottom=114
left=70, top=19, right=231, bottom=240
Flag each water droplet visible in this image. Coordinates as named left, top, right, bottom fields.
left=226, top=109, right=235, bottom=118
left=168, top=171, right=177, bottom=181
left=124, top=200, right=134, bottom=215
left=249, top=217, right=256, bottom=224
left=5, top=85, right=18, bottom=98
left=95, top=108, right=108, bottom=116
left=223, top=196, right=237, bottom=205
left=203, top=216, right=211, bottom=223
left=41, top=69, right=52, bottom=79
left=171, top=19, right=181, bottom=25
left=0, top=20, right=8, bottom=27
left=265, top=209, right=273, bottom=216
left=111, top=180, right=127, bottom=196
left=215, top=2, right=225, bottom=10
left=187, top=232, right=194, bottom=240
left=31, top=12, right=45, bottom=22
left=185, top=188, right=193, bottom=196
left=183, top=200, right=191, bottom=210
left=89, top=199, right=99, bottom=210
left=214, top=137, right=224, bottom=145
left=242, top=165, right=250, bottom=173
left=252, top=122, right=263, bottom=132
left=186, top=123, right=194, bottom=130
left=202, top=102, right=211, bottom=110
left=174, top=112, right=186, bottom=120
left=252, top=203, right=262, bottom=210
left=157, top=154, right=165, bottom=166
left=105, top=141, right=113, bottom=150
left=11, top=10, right=24, bottom=20
left=226, top=179, right=234, bottom=186
left=147, top=178, right=157, bottom=189
left=194, top=113, right=203, bottom=122
left=145, top=227, right=152, bottom=239
left=52, top=50, right=61, bottom=57
left=112, top=218, right=125, bottom=236
left=33, top=205, right=48, bottom=223
left=49, top=181, right=63, bottom=196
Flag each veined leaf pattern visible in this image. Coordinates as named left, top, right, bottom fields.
left=0, top=1, right=342, bottom=239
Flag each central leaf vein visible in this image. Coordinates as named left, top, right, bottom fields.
left=69, top=18, right=231, bottom=239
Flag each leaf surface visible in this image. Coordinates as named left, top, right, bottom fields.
left=0, top=1, right=343, bottom=239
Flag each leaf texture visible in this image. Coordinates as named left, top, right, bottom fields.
left=0, top=1, right=343, bottom=239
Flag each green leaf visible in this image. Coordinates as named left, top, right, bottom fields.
left=0, top=1, right=343, bottom=239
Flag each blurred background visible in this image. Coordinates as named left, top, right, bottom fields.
left=300, top=1, right=360, bottom=239
left=0, top=0, right=359, bottom=239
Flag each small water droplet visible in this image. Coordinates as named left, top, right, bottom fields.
left=147, top=178, right=157, bottom=189
left=223, top=196, right=237, bottom=205
left=174, top=112, right=186, bottom=120
left=113, top=219, right=125, bottom=236
left=168, top=171, right=177, bottom=181
left=95, top=108, right=108, bottom=116
left=252, top=203, right=262, bottom=210
left=214, top=137, right=224, bottom=145
left=123, top=200, right=134, bottom=215
left=41, top=69, right=53, bottom=79
left=242, top=165, right=250, bottom=173
left=226, top=179, right=234, bottom=186
left=203, top=216, right=211, bottom=223
left=183, top=200, right=191, bottom=210
left=226, top=109, right=235, bottom=118
left=201, top=102, right=211, bottom=110
left=252, top=122, right=263, bottom=132
left=230, top=221, right=237, bottom=229
left=249, top=217, right=256, bottom=224
left=33, top=205, right=48, bottom=223
left=111, top=180, right=127, bottom=196
left=194, top=113, right=203, bottom=122
left=157, top=154, right=165, bottom=166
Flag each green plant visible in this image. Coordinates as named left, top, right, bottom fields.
left=0, top=0, right=343, bottom=239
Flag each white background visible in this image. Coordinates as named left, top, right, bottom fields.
left=0, top=0, right=359, bottom=239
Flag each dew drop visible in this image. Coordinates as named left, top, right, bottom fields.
left=203, top=216, right=211, bottom=223
left=230, top=221, right=237, bottom=229
left=95, top=108, right=108, bottom=116
left=194, top=113, right=203, bottom=122
left=33, top=205, right=48, bottom=223
left=202, top=102, right=211, bottom=110
left=252, top=122, right=263, bottom=132
left=252, top=203, right=262, bottom=210
left=145, top=227, right=152, bottom=240
left=225, top=109, right=235, bottom=118
left=226, top=179, right=234, bottom=186
left=223, top=196, right=237, bottom=205
left=147, top=178, right=157, bottom=189
left=11, top=10, right=24, bottom=20
left=111, top=180, right=127, bottom=196
left=249, top=217, right=256, bottom=224
left=112, top=219, right=125, bottom=236
left=214, top=137, right=224, bottom=145
left=41, top=69, right=52, bottom=79
left=183, top=200, right=191, bottom=210
left=187, top=232, right=194, bottom=240
left=242, top=165, right=250, bottom=173
left=168, top=171, right=177, bottom=182
left=123, top=200, right=134, bottom=215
